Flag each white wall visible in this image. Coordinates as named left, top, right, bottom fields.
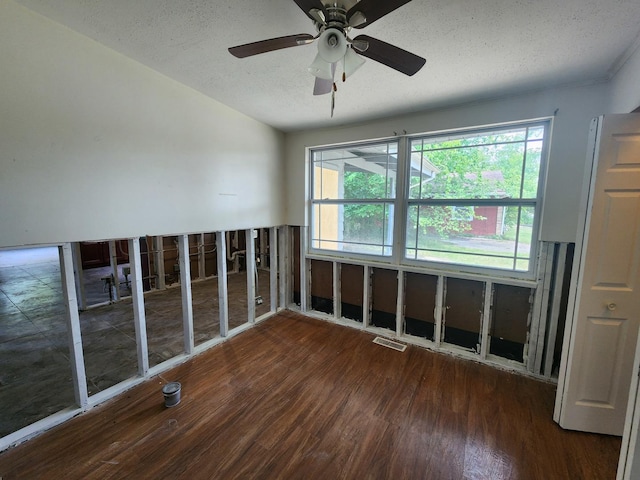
left=284, top=83, right=609, bottom=243
left=0, top=0, right=285, bottom=248
left=609, top=39, right=640, bottom=113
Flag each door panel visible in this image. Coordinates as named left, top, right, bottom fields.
left=557, top=114, right=640, bottom=435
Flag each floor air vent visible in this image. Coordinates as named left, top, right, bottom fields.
left=373, top=337, right=407, bottom=352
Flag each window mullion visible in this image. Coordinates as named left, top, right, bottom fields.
left=392, top=136, right=409, bottom=265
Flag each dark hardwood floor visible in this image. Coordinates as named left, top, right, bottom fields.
left=0, top=311, right=621, bottom=479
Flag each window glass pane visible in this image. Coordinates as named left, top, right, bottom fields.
left=523, top=140, right=542, bottom=198
left=405, top=205, right=531, bottom=271
left=527, top=126, right=545, bottom=140
left=312, top=142, right=398, bottom=200
left=410, top=125, right=547, bottom=201
left=311, top=202, right=394, bottom=256
left=408, top=151, right=438, bottom=200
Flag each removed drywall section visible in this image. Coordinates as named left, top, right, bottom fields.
left=310, top=259, right=333, bottom=315
left=340, top=264, right=364, bottom=322
left=443, top=278, right=483, bottom=351
left=370, top=268, right=398, bottom=332
left=404, top=272, right=438, bottom=341
left=490, top=284, right=532, bottom=362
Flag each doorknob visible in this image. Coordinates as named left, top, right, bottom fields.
left=607, top=303, right=617, bottom=311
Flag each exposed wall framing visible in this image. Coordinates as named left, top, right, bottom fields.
left=2, top=226, right=284, bottom=452
left=300, top=229, right=574, bottom=377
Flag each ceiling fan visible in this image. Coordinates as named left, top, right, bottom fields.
left=228, top=0, right=426, bottom=115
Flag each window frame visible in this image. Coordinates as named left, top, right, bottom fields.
left=309, top=138, right=400, bottom=260
left=307, top=119, right=551, bottom=280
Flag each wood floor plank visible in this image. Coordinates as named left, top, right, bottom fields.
left=0, top=312, right=621, bottom=479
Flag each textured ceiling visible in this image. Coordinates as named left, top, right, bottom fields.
left=14, top=0, right=640, bottom=132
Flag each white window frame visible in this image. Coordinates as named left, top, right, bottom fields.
left=309, top=138, right=400, bottom=261
left=308, top=119, right=551, bottom=280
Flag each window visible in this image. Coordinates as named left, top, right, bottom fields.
left=309, top=120, right=549, bottom=276
left=406, top=123, right=546, bottom=273
left=311, top=141, right=398, bottom=256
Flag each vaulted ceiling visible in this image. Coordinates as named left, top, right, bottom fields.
left=15, top=0, right=640, bottom=132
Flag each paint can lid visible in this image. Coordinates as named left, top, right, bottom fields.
left=162, top=382, right=181, bottom=394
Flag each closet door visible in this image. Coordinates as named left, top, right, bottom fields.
left=555, top=114, right=640, bottom=435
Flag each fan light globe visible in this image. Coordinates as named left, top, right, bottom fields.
left=308, top=53, right=334, bottom=80
left=317, top=28, right=347, bottom=63
left=343, top=47, right=366, bottom=78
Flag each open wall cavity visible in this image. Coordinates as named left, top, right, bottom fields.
left=489, top=284, right=531, bottom=362
left=297, top=231, right=572, bottom=377
left=340, top=264, right=363, bottom=322
left=310, top=259, right=333, bottom=315
left=443, top=278, right=484, bottom=352
left=404, top=272, right=438, bottom=341
left=370, top=268, right=397, bottom=332
left=0, top=226, right=283, bottom=450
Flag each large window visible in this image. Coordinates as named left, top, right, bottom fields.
left=311, top=141, right=398, bottom=256
left=406, top=123, right=546, bottom=272
left=310, top=121, right=549, bottom=276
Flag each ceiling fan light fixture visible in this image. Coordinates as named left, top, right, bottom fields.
left=308, top=52, right=334, bottom=80
left=343, top=46, right=365, bottom=78
left=317, top=28, right=347, bottom=63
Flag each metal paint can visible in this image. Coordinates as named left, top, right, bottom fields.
left=162, top=382, right=181, bottom=407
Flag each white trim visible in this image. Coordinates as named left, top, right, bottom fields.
left=198, top=233, right=206, bottom=280
left=534, top=242, right=555, bottom=374
left=528, top=242, right=550, bottom=373
left=300, top=227, right=308, bottom=312
left=434, top=275, right=444, bottom=346
left=59, top=243, right=88, bottom=408
left=333, top=261, right=341, bottom=319
left=396, top=270, right=404, bottom=337
left=129, top=238, right=149, bottom=376
left=108, top=241, right=120, bottom=301
left=362, top=265, right=370, bottom=328
left=154, top=236, right=166, bottom=290
left=278, top=226, right=288, bottom=310
left=480, top=281, right=493, bottom=359
left=270, top=227, right=278, bottom=313
left=216, top=231, right=229, bottom=337
left=544, top=242, right=567, bottom=377
left=71, top=242, right=86, bottom=311
left=178, top=235, right=194, bottom=355
left=0, top=407, right=81, bottom=453
left=246, top=229, right=256, bottom=324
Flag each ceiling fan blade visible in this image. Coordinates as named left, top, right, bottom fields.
left=229, top=34, right=314, bottom=58
left=293, top=0, right=327, bottom=22
left=347, top=0, right=412, bottom=28
left=352, top=35, right=425, bottom=76
left=313, top=63, right=337, bottom=95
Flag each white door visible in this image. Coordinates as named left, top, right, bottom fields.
left=555, top=114, right=640, bottom=435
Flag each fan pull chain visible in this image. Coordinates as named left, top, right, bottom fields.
left=331, top=88, right=336, bottom=118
